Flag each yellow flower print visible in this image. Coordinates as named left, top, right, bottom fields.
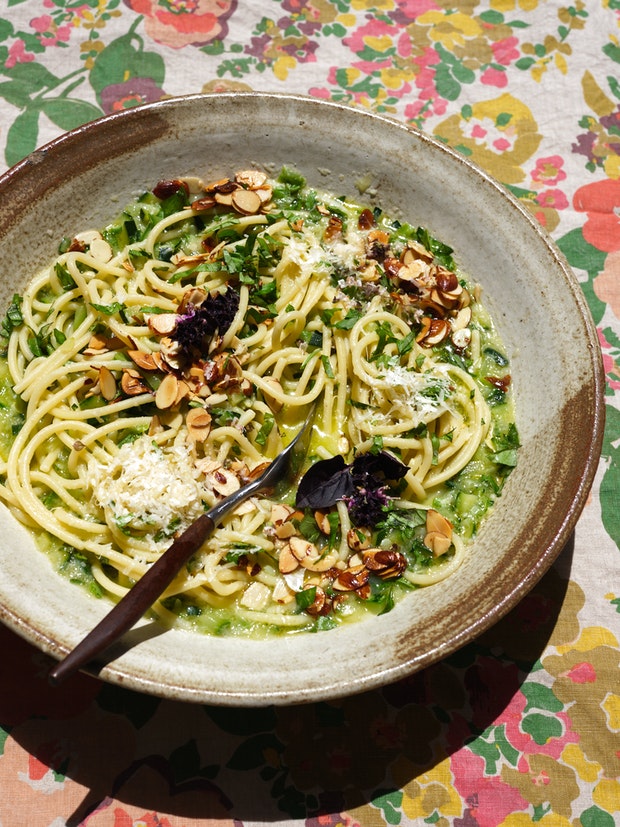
left=556, top=626, right=619, bottom=654
left=604, top=153, right=620, bottom=180
left=602, top=693, right=620, bottom=729
left=417, top=10, right=483, bottom=50
left=201, top=79, right=253, bottom=93
left=434, top=93, right=541, bottom=184
left=561, top=744, right=601, bottom=783
left=351, top=0, right=395, bottom=10
left=593, top=778, right=620, bottom=815
left=379, top=66, right=412, bottom=91
left=499, top=813, right=572, bottom=826
left=490, top=0, right=540, bottom=10
left=273, top=55, right=297, bottom=81
left=341, top=67, right=362, bottom=86
left=394, top=755, right=462, bottom=821
left=362, top=33, right=394, bottom=54
left=338, top=13, right=357, bottom=27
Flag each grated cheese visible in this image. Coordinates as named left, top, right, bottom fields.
left=87, top=435, right=206, bottom=546
left=377, top=367, right=453, bottom=423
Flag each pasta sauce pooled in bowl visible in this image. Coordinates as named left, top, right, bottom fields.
left=0, top=167, right=518, bottom=637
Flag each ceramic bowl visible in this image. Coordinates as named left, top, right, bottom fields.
left=0, top=93, right=604, bottom=704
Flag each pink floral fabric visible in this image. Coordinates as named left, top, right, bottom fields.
left=0, top=1, right=619, bottom=825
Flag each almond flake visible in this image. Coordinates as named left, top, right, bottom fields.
left=99, top=366, right=117, bottom=401
left=231, top=188, right=262, bottom=215
left=155, top=373, right=179, bottom=409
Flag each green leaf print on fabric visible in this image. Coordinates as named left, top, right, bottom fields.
left=89, top=29, right=165, bottom=106
left=372, top=789, right=403, bottom=826
left=521, top=712, right=564, bottom=745
left=556, top=227, right=607, bottom=325
left=600, top=404, right=620, bottom=551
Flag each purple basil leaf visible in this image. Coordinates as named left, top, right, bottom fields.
left=172, top=288, right=239, bottom=358
left=295, top=455, right=354, bottom=509
left=351, top=450, right=408, bottom=481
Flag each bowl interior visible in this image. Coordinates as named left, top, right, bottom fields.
left=0, top=94, right=604, bottom=704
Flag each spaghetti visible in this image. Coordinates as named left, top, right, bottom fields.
left=0, top=167, right=518, bottom=635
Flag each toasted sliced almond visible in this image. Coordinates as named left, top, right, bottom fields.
left=186, top=407, right=212, bottom=442
left=255, top=185, right=273, bottom=205
left=401, top=240, right=434, bottom=264
left=235, top=169, right=268, bottom=189
left=424, top=531, right=452, bottom=557
left=87, top=333, right=109, bottom=352
left=179, top=287, right=207, bottom=313
left=289, top=536, right=338, bottom=572
left=192, top=195, right=217, bottom=211
left=271, top=503, right=296, bottom=526
left=431, top=287, right=459, bottom=310
left=452, top=328, right=472, bottom=350
left=155, top=373, right=179, bottom=409
left=367, top=229, right=390, bottom=246
left=261, top=377, right=284, bottom=413
left=426, top=509, right=453, bottom=537
left=214, top=191, right=234, bottom=207
left=399, top=259, right=430, bottom=283
left=121, top=369, right=151, bottom=396
left=204, top=177, right=233, bottom=193
left=333, top=565, right=370, bottom=592
left=362, top=548, right=407, bottom=578
left=128, top=349, right=158, bottom=371
left=275, top=521, right=297, bottom=539
left=347, top=526, right=371, bottom=552
left=209, top=468, right=240, bottom=497
left=231, top=188, right=262, bottom=215
left=147, top=313, right=178, bottom=336
left=315, top=510, right=332, bottom=535
left=99, top=366, right=117, bottom=401
left=174, top=379, right=190, bottom=406
left=305, top=586, right=329, bottom=617
left=278, top=543, right=300, bottom=574
left=419, top=318, right=451, bottom=347
left=451, top=306, right=472, bottom=331
left=89, top=237, right=113, bottom=263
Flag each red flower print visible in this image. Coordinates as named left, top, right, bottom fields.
left=565, top=661, right=597, bottom=683
left=480, top=67, right=508, bottom=88
left=535, top=188, right=569, bottom=210
left=5, top=39, right=35, bottom=69
left=574, top=179, right=620, bottom=253
left=124, top=0, right=238, bottom=49
left=531, top=155, right=566, bottom=187
left=451, top=750, right=529, bottom=826
left=491, top=36, right=520, bottom=66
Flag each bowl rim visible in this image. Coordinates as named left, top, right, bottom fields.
left=0, top=92, right=607, bottom=704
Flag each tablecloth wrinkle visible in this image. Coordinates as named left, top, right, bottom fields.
left=0, top=2, right=619, bottom=825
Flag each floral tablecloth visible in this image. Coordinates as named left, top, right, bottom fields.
left=1, top=1, right=619, bottom=825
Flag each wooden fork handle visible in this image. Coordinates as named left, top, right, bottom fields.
left=48, top=513, right=215, bottom=685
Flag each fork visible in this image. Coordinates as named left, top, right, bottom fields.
left=48, top=405, right=316, bottom=685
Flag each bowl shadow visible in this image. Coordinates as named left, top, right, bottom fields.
left=3, top=536, right=573, bottom=825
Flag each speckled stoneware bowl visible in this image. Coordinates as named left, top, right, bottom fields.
left=0, top=93, right=605, bottom=705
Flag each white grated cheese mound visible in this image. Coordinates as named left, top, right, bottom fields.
left=284, top=233, right=328, bottom=278
left=326, top=229, right=366, bottom=271
left=87, top=435, right=206, bottom=544
left=377, top=367, right=453, bottom=423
